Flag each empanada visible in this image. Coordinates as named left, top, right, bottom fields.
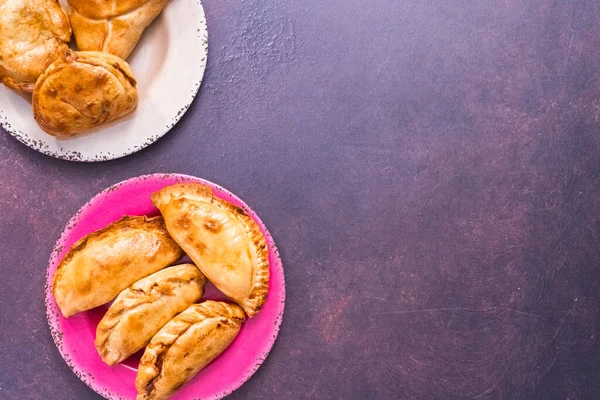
left=53, top=216, right=184, bottom=317
left=32, top=50, right=138, bottom=137
left=151, top=183, right=270, bottom=317
left=136, top=301, right=245, bottom=400
left=95, top=264, right=206, bottom=366
left=67, top=0, right=170, bottom=60
left=0, top=0, right=71, bottom=92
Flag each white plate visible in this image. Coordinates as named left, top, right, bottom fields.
left=0, top=0, right=208, bottom=162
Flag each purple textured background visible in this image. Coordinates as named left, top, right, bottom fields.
left=1, top=0, right=600, bottom=399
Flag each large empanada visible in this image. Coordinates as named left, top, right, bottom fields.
left=53, top=216, right=183, bottom=318
left=32, top=50, right=138, bottom=137
left=0, top=0, right=71, bottom=92
left=136, top=301, right=245, bottom=400
left=151, top=183, right=270, bottom=317
left=67, top=0, right=170, bottom=60
left=95, top=264, right=206, bottom=366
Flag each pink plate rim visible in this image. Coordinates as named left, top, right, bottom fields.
left=44, top=173, right=285, bottom=400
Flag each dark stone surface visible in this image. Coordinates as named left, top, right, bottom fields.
left=1, top=0, right=600, bottom=399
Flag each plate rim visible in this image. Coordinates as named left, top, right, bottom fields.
left=0, top=0, right=208, bottom=163
left=44, top=173, right=286, bottom=399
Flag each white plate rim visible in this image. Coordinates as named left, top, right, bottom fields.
left=0, top=0, right=208, bottom=162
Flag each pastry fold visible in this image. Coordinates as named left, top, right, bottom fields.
left=151, top=183, right=270, bottom=317
left=0, top=0, right=71, bottom=92
left=68, top=0, right=170, bottom=60
left=32, top=50, right=138, bottom=137
left=136, top=301, right=245, bottom=400
left=95, top=264, right=206, bottom=366
left=53, top=216, right=184, bottom=317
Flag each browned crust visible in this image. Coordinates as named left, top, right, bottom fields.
left=0, top=0, right=71, bottom=93
left=67, top=0, right=170, bottom=60
left=151, top=183, right=270, bottom=317
left=95, top=264, right=206, bottom=365
left=136, top=301, right=245, bottom=399
left=52, top=215, right=183, bottom=301
left=32, top=49, right=138, bottom=137
left=68, top=0, right=152, bottom=20
left=0, top=64, right=35, bottom=92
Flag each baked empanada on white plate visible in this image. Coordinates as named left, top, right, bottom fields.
left=95, top=264, right=206, bottom=366
left=0, top=0, right=71, bottom=92
left=151, top=183, right=270, bottom=317
left=53, top=216, right=183, bottom=317
left=67, top=0, right=170, bottom=60
left=136, top=301, right=245, bottom=400
left=32, top=50, right=138, bottom=137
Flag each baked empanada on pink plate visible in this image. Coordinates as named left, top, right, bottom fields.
left=95, top=263, right=206, bottom=365
left=136, top=301, right=245, bottom=400
left=52, top=216, right=183, bottom=317
left=151, top=183, right=269, bottom=317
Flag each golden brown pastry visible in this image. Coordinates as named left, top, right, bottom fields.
left=151, top=184, right=270, bottom=317
left=32, top=50, right=138, bottom=137
left=95, top=264, right=206, bottom=366
left=136, top=301, right=245, bottom=400
left=0, top=0, right=71, bottom=92
left=68, top=0, right=170, bottom=60
left=53, top=216, right=184, bottom=318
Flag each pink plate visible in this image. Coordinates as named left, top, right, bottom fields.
left=45, top=173, right=285, bottom=400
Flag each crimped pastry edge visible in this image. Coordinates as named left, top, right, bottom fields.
left=67, top=0, right=170, bottom=60
left=151, top=183, right=270, bottom=317
left=52, top=215, right=184, bottom=314
left=95, top=264, right=207, bottom=365
left=136, top=301, right=245, bottom=400
left=0, top=0, right=71, bottom=93
left=31, top=49, right=138, bottom=136
left=0, top=65, right=36, bottom=92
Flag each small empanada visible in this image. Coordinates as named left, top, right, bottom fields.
left=95, top=264, right=206, bottom=366
left=53, top=216, right=183, bottom=317
left=32, top=50, right=138, bottom=137
left=68, top=0, right=170, bottom=60
left=151, top=183, right=270, bottom=317
left=0, top=0, right=71, bottom=92
left=136, top=301, right=245, bottom=400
